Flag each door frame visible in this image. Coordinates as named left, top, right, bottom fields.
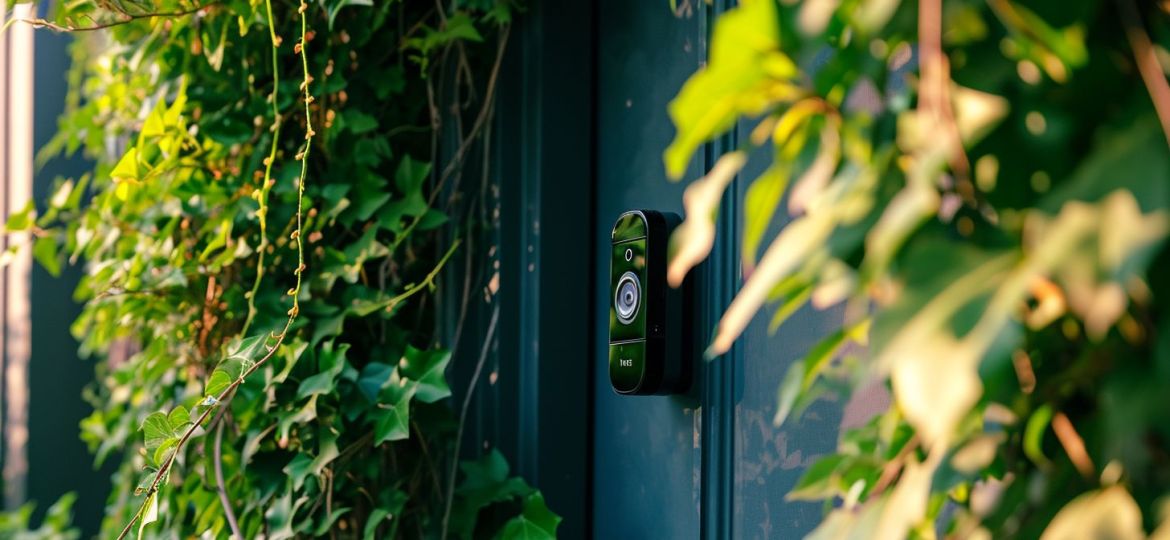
left=484, top=0, right=742, bottom=537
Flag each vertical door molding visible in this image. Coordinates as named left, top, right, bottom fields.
left=448, top=2, right=596, bottom=537
left=699, top=2, right=741, bottom=537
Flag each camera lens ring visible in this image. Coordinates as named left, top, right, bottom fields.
left=614, top=271, right=641, bottom=325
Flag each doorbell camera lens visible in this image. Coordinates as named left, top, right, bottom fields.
left=614, top=271, right=640, bottom=324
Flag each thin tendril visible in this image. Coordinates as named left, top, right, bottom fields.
left=115, top=2, right=315, bottom=537
left=242, top=0, right=284, bottom=336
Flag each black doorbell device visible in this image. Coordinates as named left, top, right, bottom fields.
left=609, top=210, right=691, bottom=395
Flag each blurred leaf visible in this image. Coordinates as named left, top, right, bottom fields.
left=952, top=84, right=1008, bottom=145
left=710, top=210, right=835, bottom=356
left=4, top=200, right=35, bottom=232
left=1024, top=404, right=1054, bottom=468
left=743, top=165, right=789, bottom=272
left=774, top=319, right=870, bottom=426
left=663, top=0, right=797, bottom=178
left=33, top=236, right=60, bottom=277
left=450, top=450, right=533, bottom=538
left=1040, top=487, right=1144, bottom=540
left=327, top=0, right=373, bottom=29
left=787, top=454, right=848, bottom=501
left=668, top=151, right=747, bottom=287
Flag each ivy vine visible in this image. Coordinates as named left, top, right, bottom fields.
left=8, top=0, right=557, bottom=538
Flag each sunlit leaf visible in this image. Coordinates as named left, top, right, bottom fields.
left=1024, top=404, right=1054, bottom=468
left=138, top=493, right=158, bottom=540
left=1040, top=487, right=1144, bottom=540
left=668, top=151, right=747, bottom=287
left=663, top=0, right=797, bottom=178
left=710, top=210, right=836, bottom=356
left=951, top=84, right=1008, bottom=146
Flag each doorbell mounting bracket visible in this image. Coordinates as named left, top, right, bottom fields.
left=608, top=210, right=691, bottom=395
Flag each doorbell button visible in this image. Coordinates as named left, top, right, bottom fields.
left=608, top=341, right=646, bottom=394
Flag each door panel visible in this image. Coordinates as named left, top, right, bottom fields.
left=730, top=145, right=849, bottom=539
left=591, top=2, right=876, bottom=539
left=593, top=2, right=705, bottom=538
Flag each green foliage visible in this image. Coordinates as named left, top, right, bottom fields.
left=667, top=0, right=1170, bottom=537
left=26, top=0, right=552, bottom=538
left=0, top=493, right=80, bottom=540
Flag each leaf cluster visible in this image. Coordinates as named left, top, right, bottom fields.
left=19, top=0, right=554, bottom=538
left=666, top=0, right=1170, bottom=537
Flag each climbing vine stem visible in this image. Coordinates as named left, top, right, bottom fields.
left=21, top=0, right=549, bottom=536
left=114, top=2, right=314, bottom=538
left=242, top=0, right=284, bottom=336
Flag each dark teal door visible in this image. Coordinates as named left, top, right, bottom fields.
left=592, top=2, right=868, bottom=538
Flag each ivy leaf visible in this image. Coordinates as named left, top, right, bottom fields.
left=742, top=165, right=790, bottom=272
left=313, top=507, right=351, bottom=537
left=205, top=371, right=233, bottom=399
left=786, top=455, right=849, bottom=501
left=273, top=338, right=308, bottom=384
left=33, top=236, right=61, bottom=277
left=373, top=383, right=416, bottom=445
left=206, top=355, right=247, bottom=398
left=141, top=412, right=178, bottom=453
left=110, top=147, right=140, bottom=181
left=264, top=493, right=309, bottom=540
left=398, top=346, right=452, bottom=403
left=228, top=334, right=269, bottom=364
left=284, top=453, right=314, bottom=492
left=496, top=492, right=561, bottom=540
left=278, top=395, right=319, bottom=444
left=134, top=469, right=157, bottom=496
left=394, top=155, right=431, bottom=194
left=1040, top=487, right=1144, bottom=539
left=340, top=226, right=389, bottom=283
left=361, top=490, right=409, bottom=540
left=415, top=208, right=449, bottom=231
left=435, top=12, right=484, bottom=44
left=351, top=191, right=391, bottom=222
left=773, top=319, right=870, bottom=427
left=296, top=342, right=351, bottom=399
left=167, top=406, right=190, bottom=432
left=344, top=110, right=379, bottom=135
left=3, top=200, right=35, bottom=232
left=326, top=0, right=373, bottom=29
left=310, top=428, right=340, bottom=477
left=357, top=362, right=395, bottom=402
left=662, top=0, right=797, bottom=178
left=363, top=509, right=391, bottom=540
left=449, top=450, right=533, bottom=538
left=138, top=493, right=158, bottom=540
